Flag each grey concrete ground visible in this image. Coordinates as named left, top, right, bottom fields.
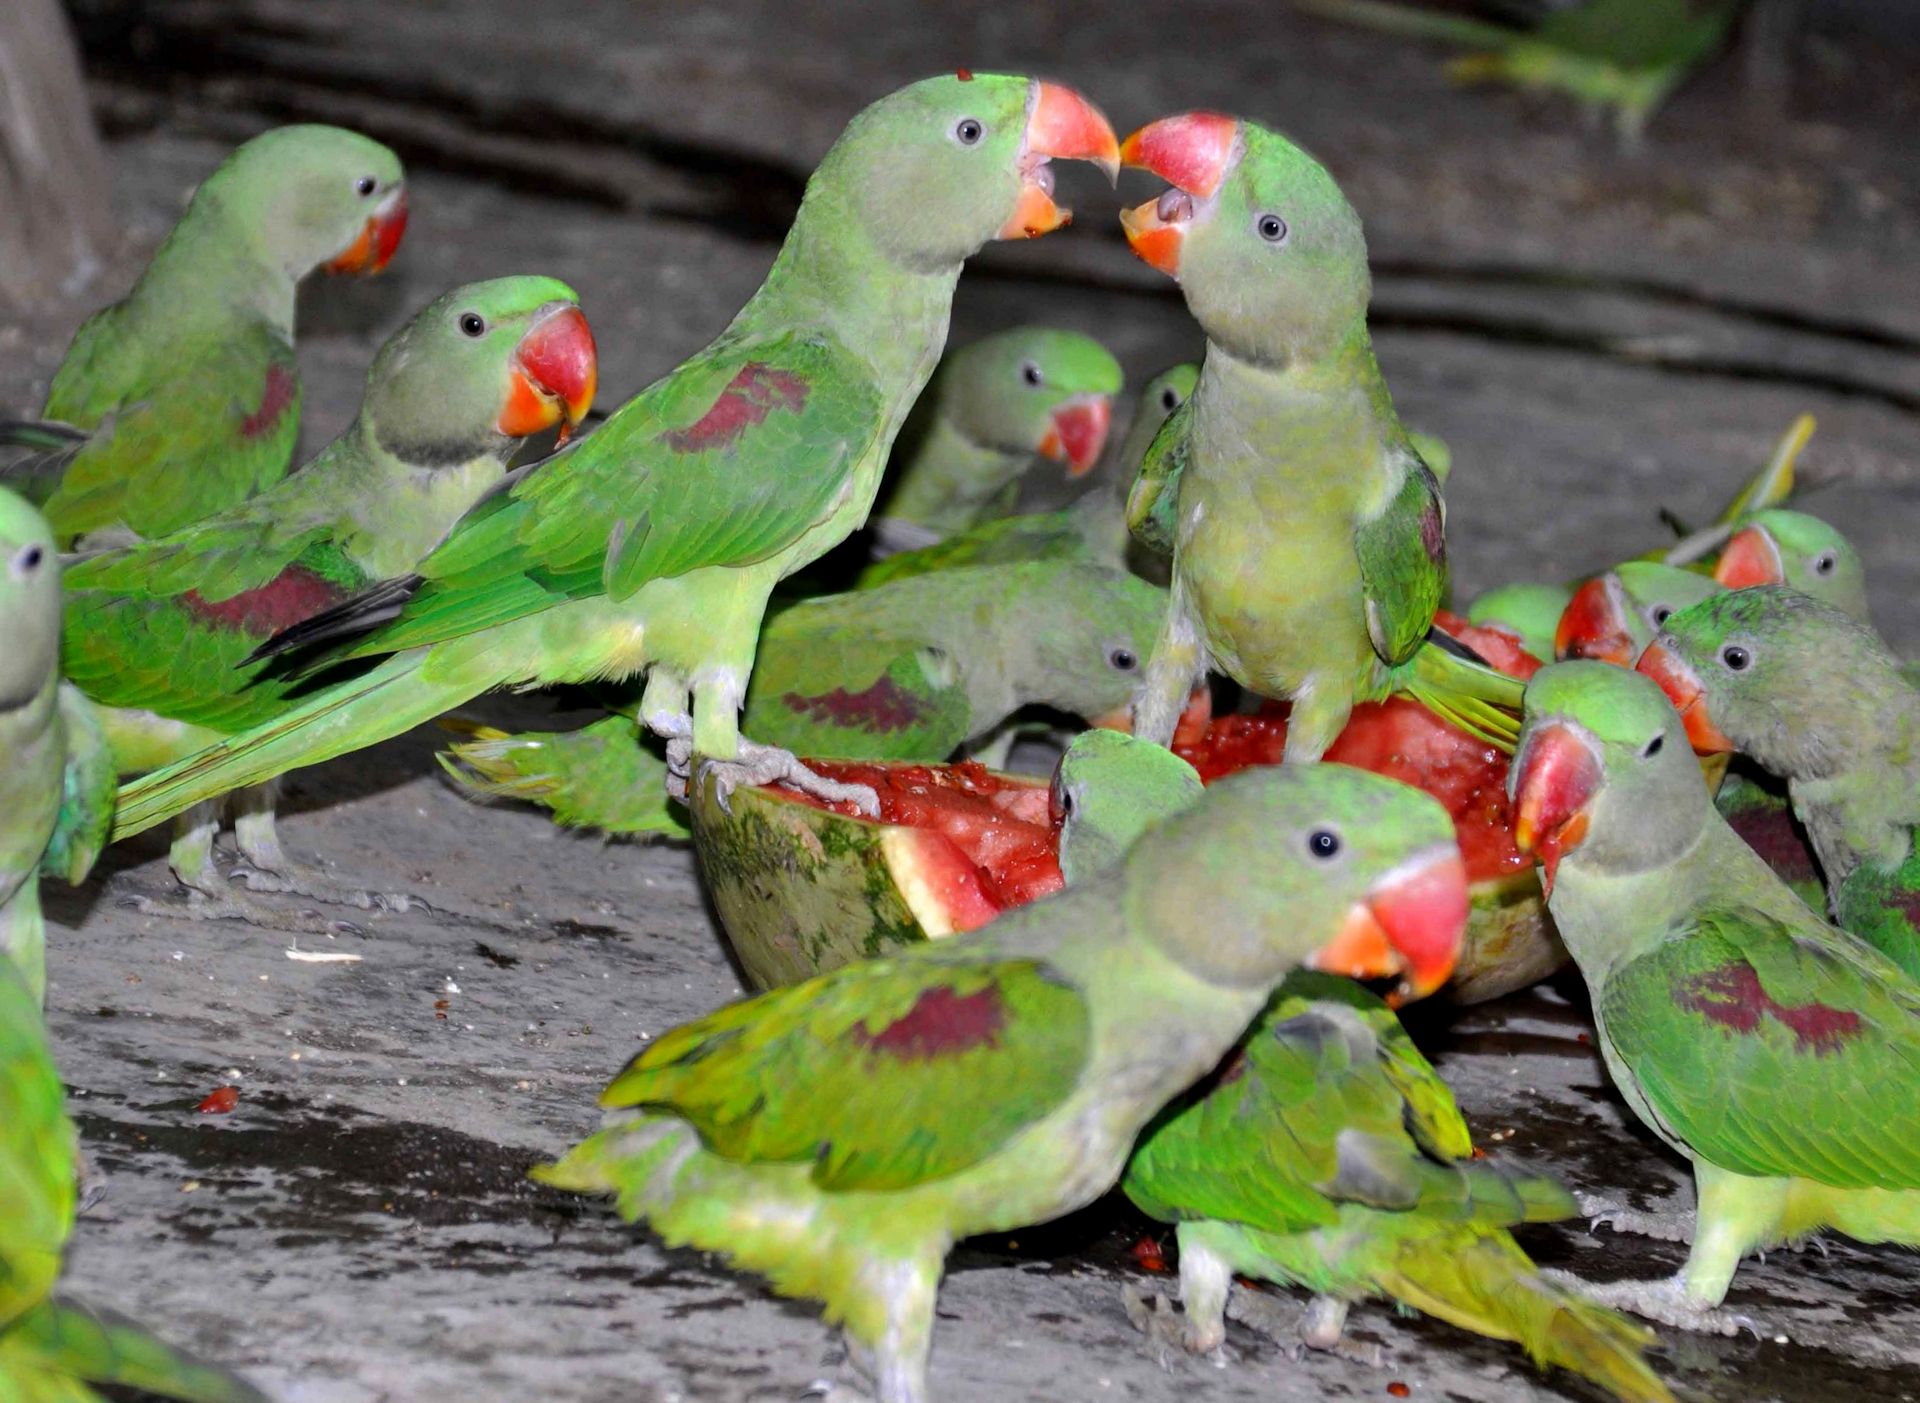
left=5, top=2, right=1920, bottom=1400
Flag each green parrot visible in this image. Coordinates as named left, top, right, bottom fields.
left=1639, top=586, right=1920, bottom=977
left=1710, top=507, right=1870, bottom=623
left=108, top=75, right=1123, bottom=848
left=444, top=558, right=1163, bottom=837
left=1511, top=660, right=1920, bottom=1332
left=62, top=276, right=596, bottom=930
left=535, top=760, right=1469, bottom=1403
left=1465, top=580, right=1573, bottom=662
left=1, top=125, right=408, bottom=547
left=1297, top=0, right=1746, bottom=145
left=0, top=962, right=267, bottom=1401
left=1116, top=112, right=1523, bottom=758
left=1049, top=731, right=1672, bottom=1400
left=868, top=326, right=1122, bottom=550
left=0, top=491, right=114, bottom=1002
left=854, top=363, right=1198, bottom=589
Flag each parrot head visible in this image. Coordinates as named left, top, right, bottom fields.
left=1715, top=510, right=1870, bottom=624
left=1052, top=729, right=1205, bottom=885
left=1125, top=763, right=1467, bottom=1004
left=1014, top=564, right=1167, bottom=731
left=0, top=490, right=61, bottom=713
left=1555, top=562, right=1720, bottom=666
left=361, top=276, right=597, bottom=467
left=1118, top=112, right=1368, bottom=365
left=1464, top=581, right=1572, bottom=665
left=828, top=74, right=1118, bottom=267
left=203, top=125, right=408, bottom=279
left=936, top=327, right=1123, bottom=477
left=1636, top=584, right=1898, bottom=776
left=1511, top=662, right=1710, bottom=895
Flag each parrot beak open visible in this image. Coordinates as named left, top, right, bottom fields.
left=499, top=303, right=599, bottom=442
left=324, top=186, right=409, bottom=276
left=1714, top=526, right=1785, bottom=590
left=1309, top=845, right=1468, bottom=1006
left=999, top=82, right=1121, bottom=241
left=1635, top=643, right=1737, bottom=755
left=1555, top=575, right=1638, bottom=666
left=1117, top=112, right=1239, bottom=278
left=1038, top=394, right=1113, bottom=476
left=1511, top=722, right=1603, bottom=898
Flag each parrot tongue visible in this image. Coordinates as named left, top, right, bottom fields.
left=324, top=186, right=409, bottom=276
left=1635, top=643, right=1737, bottom=754
left=1714, top=526, right=1785, bottom=589
left=1511, top=722, right=1603, bottom=897
left=1038, top=394, right=1113, bottom=476
left=499, top=303, right=600, bottom=441
left=1116, top=112, right=1238, bottom=278
left=1308, top=846, right=1468, bottom=1006
left=1555, top=574, right=1639, bottom=666
left=998, top=82, right=1120, bottom=241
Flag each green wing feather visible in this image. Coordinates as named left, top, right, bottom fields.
left=857, top=506, right=1102, bottom=587
left=1124, top=398, right=1193, bottom=559
left=2, top=1301, right=267, bottom=1403
left=603, top=958, right=1089, bottom=1193
left=42, top=687, right=115, bottom=884
left=0, top=964, right=75, bottom=1329
left=1354, top=453, right=1447, bottom=668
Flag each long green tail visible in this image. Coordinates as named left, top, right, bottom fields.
left=1400, top=635, right=1526, bottom=751
left=1295, top=0, right=1522, bottom=52
left=439, top=714, right=684, bottom=838
left=111, top=649, right=476, bottom=842
left=2, top=1299, right=267, bottom=1402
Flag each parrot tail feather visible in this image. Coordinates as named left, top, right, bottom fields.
left=1400, top=634, right=1525, bottom=751
left=6, top=1298, right=269, bottom=1402
left=440, top=714, right=681, bottom=836
left=1293, top=0, right=1521, bottom=53
left=0, top=416, right=89, bottom=453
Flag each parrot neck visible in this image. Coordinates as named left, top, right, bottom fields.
left=879, top=412, right=1026, bottom=532
left=1194, top=330, right=1403, bottom=470
left=140, top=191, right=299, bottom=336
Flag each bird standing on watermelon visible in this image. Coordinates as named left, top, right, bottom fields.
left=2, top=125, right=408, bottom=546
left=107, top=74, right=1122, bottom=846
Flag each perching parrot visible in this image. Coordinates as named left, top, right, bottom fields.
left=444, top=558, right=1164, bottom=838
left=1511, top=660, right=1920, bottom=1332
left=0, top=490, right=114, bottom=1002
left=1116, top=112, right=1524, bottom=759
left=107, top=74, right=1123, bottom=848
left=1639, top=585, right=1920, bottom=977
left=0, top=961, right=268, bottom=1401
left=868, top=326, right=1122, bottom=551
left=535, top=760, right=1468, bottom=1403
left=1, top=126, right=408, bottom=547
left=62, top=277, right=596, bottom=931
left=1050, top=730, right=1672, bottom=1400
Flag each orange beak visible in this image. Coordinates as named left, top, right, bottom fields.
left=1555, top=575, right=1639, bottom=666
left=1117, top=112, right=1239, bottom=278
left=1037, top=394, right=1113, bottom=476
left=1635, top=643, right=1736, bottom=755
left=498, top=303, right=599, bottom=441
left=998, top=81, right=1120, bottom=241
left=1511, top=722, right=1603, bottom=897
left=1308, top=846, right=1468, bottom=1006
left=324, top=187, right=409, bottom=276
left=1715, top=526, right=1785, bottom=590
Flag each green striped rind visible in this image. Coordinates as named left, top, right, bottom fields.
left=1449, top=870, right=1565, bottom=1005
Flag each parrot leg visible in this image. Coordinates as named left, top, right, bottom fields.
left=1122, top=1229, right=1237, bottom=1363
left=132, top=802, right=365, bottom=936
left=1229, top=1285, right=1385, bottom=1367
left=1281, top=676, right=1353, bottom=765
left=640, top=671, right=693, bottom=799
left=0, top=879, right=47, bottom=1005
left=806, top=1255, right=937, bottom=1403
left=228, top=782, right=420, bottom=914
left=697, top=739, right=881, bottom=817
left=1547, top=1270, right=1761, bottom=1337
left=1133, top=590, right=1206, bottom=749
left=1575, top=1191, right=1695, bottom=1243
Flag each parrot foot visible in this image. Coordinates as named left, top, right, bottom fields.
left=664, top=736, right=693, bottom=802
left=1544, top=1270, right=1762, bottom=1337
left=229, top=858, right=420, bottom=916
left=127, top=889, right=366, bottom=938
left=697, top=743, right=880, bottom=818
left=1575, top=1193, right=1695, bottom=1243
left=75, top=1150, right=109, bottom=1217
left=801, top=1383, right=877, bottom=1403
left=1230, top=1286, right=1384, bottom=1367
left=1122, top=1285, right=1235, bottom=1366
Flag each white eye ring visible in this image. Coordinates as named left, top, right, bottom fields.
left=1255, top=213, right=1288, bottom=243
left=953, top=117, right=984, bottom=145
left=9, top=543, right=44, bottom=580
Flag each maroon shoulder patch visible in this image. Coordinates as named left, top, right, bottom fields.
left=854, top=985, right=1005, bottom=1061
left=1725, top=805, right=1820, bottom=885
left=1676, top=961, right=1863, bottom=1055
left=240, top=363, right=298, bottom=441
left=782, top=677, right=925, bottom=733
left=183, top=565, right=346, bottom=637
left=1418, top=500, right=1445, bottom=565
left=663, top=363, right=810, bottom=452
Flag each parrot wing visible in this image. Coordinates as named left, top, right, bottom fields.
left=1354, top=451, right=1448, bottom=668
left=2, top=1300, right=269, bottom=1403
left=0, top=964, right=74, bottom=1328
left=1123, top=397, right=1193, bottom=559
left=42, top=686, right=116, bottom=885
left=602, top=957, right=1089, bottom=1193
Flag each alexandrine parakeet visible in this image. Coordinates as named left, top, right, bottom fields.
left=1511, top=660, right=1920, bottom=1332
left=1050, top=731, right=1672, bottom=1400
left=869, top=326, right=1121, bottom=550
left=536, top=760, right=1467, bottom=1403
left=444, top=558, right=1163, bottom=837
left=0, top=962, right=267, bottom=1401
left=1116, top=112, right=1523, bottom=759
left=63, top=277, right=595, bottom=930
left=1, top=125, right=408, bottom=547
left=109, top=75, right=1122, bottom=847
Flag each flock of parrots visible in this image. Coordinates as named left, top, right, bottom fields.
left=0, top=63, right=1915, bottom=1403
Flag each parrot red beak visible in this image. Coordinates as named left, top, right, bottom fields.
left=1555, top=575, right=1638, bottom=666
left=999, top=82, right=1120, bottom=241
left=1715, top=526, right=1785, bottom=590
left=1635, top=643, right=1736, bottom=755
left=1511, top=722, right=1603, bottom=897
left=324, top=187, right=409, bottom=276
left=499, top=303, right=599, bottom=442
left=1117, top=112, right=1239, bottom=278
left=1309, top=846, right=1467, bottom=1006
left=1038, top=394, right=1113, bottom=476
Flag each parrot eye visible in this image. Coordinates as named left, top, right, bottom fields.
left=355, top=175, right=377, bottom=197
left=1050, top=781, right=1072, bottom=825
left=9, top=543, right=44, bottom=579
left=459, top=313, right=487, bottom=338
left=1020, top=361, right=1044, bottom=388
left=1720, top=644, right=1751, bottom=672
left=1641, top=734, right=1665, bottom=759
left=1650, top=605, right=1673, bottom=626
left=1306, top=829, right=1341, bottom=860
left=1106, top=646, right=1138, bottom=672
left=953, top=117, right=984, bottom=146
left=1159, top=386, right=1181, bottom=413
left=1255, top=213, right=1289, bottom=244
left=1813, top=551, right=1837, bottom=576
